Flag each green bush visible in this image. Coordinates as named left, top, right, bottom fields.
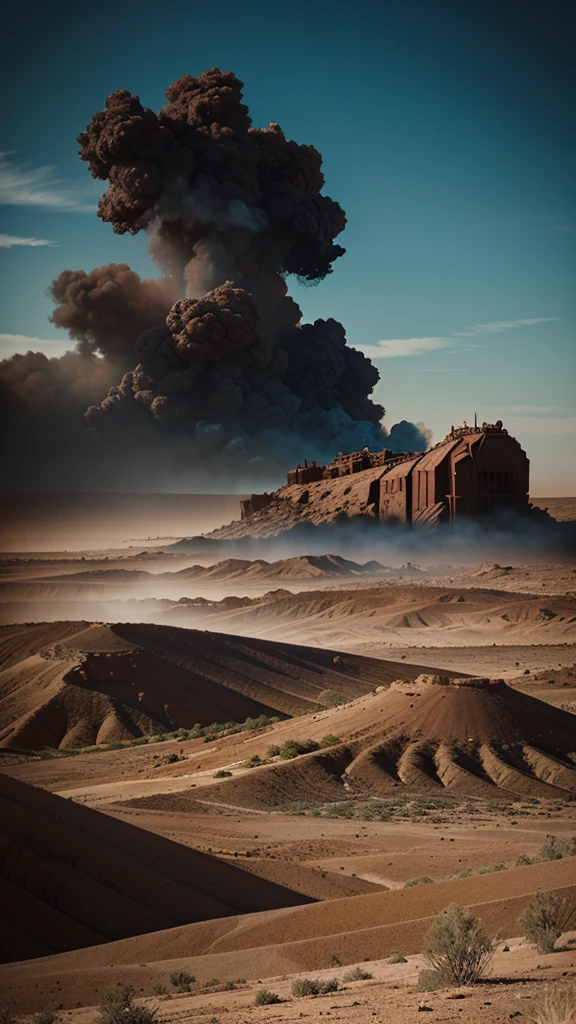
left=280, top=739, right=320, bottom=759
left=416, top=970, right=444, bottom=992
left=342, top=967, right=372, bottom=981
left=519, top=891, right=568, bottom=954
left=319, top=734, right=341, bottom=748
left=96, top=986, right=159, bottom=1024
left=254, top=989, right=281, bottom=1005
left=170, top=971, right=195, bottom=992
left=516, top=854, right=534, bottom=867
left=204, top=979, right=220, bottom=988
left=424, top=904, right=495, bottom=986
left=404, top=876, right=434, bottom=888
left=243, top=754, right=262, bottom=768
left=291, top=977, right=338, bottom=997
left=150, top=984, right=167, bottom=996
left=267, top=744, right=281, bottom=757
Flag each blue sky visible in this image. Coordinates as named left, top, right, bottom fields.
left=1, top=0, right=574, bottom=493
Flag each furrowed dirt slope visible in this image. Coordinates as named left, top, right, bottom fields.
left=0, top=621, right=429, bottom=750
left=0, top=774, right=312, bottom=965
left=1, top=857, right=574, bottom=1014
left=170, top=584, right=576, bottom=648
left=197, top=676, right=576, bottom=807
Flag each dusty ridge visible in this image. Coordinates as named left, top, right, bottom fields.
left=200, top=675, right=576, bottom=807
left=1, top=856, right=574, bottom=1013
left=0, top=621, right=431, bottom=750
left=0, top=774, right=312, bottom=965
left=171, top=584, right=576, bottom=648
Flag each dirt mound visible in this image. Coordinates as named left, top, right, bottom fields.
left=0, top=621, right=428, bottom=750
left=0, top=774, right=312, bottom=964
left=1, top=856, right=574, bottom=1013
left=202, top=676, right=576, bottom=806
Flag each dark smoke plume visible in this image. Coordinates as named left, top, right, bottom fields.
left=2, top=69, right=431, bottom=489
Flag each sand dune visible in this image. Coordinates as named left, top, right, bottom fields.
left=1, top=856, right=573, bottom=1014
left=0, top=621, right=429, bottom=750
left=196, top=675, right=576, bottom=807
left=0, top=774, right=312, bottom=965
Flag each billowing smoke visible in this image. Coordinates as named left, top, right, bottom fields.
left=49, top=264, right=176, bottom=363
left=2, top=69, right=431, bottom=490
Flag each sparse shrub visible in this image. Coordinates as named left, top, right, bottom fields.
left=477, top=863, right=507, bottom=874
left=243, top=754, right=262, bottom=768
left=516, top=854, right=534, bottom=867
left=213, top=769, right=232, bottom=778
left=34, top=1014, right=57, bottom=1024
left=254, top=989, right=280, bottom=1005
left=416, top=970, right=444, bottom=992
left=170, top=971, right=195, bottom=992
left=387, top=953, right=407, bottom=964
left=280, top=738, right=320, bottom=759
left=424, top=903, right=496, bottom=986
left=342, top=967, right=372, bottom=981
left=539, top=835, right=576, bottom=862
left=96, top=986, right=159, bottom=1024
left=529, top=985, right=576, bottom=1024
left=222, top=982, right=236, bottom=991
left=319, top=734, right=341, bottom=748
left=267, top=744, right=280, bottom=757
left=405, top=876, right=434, bottom=888
left=204, top=979, right=220, bottom=988
left=150, top=984, right=167, bottom=996
left=0, top=1010, right=16, bottom=1024
left=520, top=891, right=568, bottom=954
left=291, top=977, right=338, bottom=997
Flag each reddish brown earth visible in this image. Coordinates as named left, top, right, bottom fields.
left=0, top=621, right=433, bottom=750
left=0, top=773, right=313, bottom=965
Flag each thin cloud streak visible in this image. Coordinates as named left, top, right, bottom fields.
left=0, top=333, right=72, bottom=358
left=0, top=233, right=58, bottom=248
left=454, top=317, right=558, bottom=336
left=355, top=337, right=451, bottom=359
left=0, top=153, right=96, bottom=213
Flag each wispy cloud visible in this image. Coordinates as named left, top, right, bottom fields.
left=0, top=153, right=96, bottom=213
left=0, top=233, right=58, bottom=248
left=359, top=316, right=559, bottom=360
left=453, top=317, right=558, bottom=337
left=355, top=337, right=451, bottom=359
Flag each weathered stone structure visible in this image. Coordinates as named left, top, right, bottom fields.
left=240, top=421, right=529, bottom=529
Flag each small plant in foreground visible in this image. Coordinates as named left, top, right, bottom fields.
left=416, top=970, right=444, bottom=992
left=405, top=876, right=434, bottom=888
left=387, top=952, right=407, bottom=964
left=528, top=985, right=576, bottom=1024
left=96, top=986, right=158, bottom=1024
left=520, top=891, right=568, bottom=954
left=254, top=989, right=281, bottom=1005
left=170, top=971, right=195, bottom=992
left=424, top=903, right=496, bottom=986
left=291, top=977, right=338, bottom=997
left=342, top=967, right=372, bottom=981
left=319, top=734, right=341, bottom=748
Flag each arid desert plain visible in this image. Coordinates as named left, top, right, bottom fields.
left=0, top=494, right=575, bottom=1024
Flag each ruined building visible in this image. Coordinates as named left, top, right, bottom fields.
left=240, top=421, right=529, bottom=527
